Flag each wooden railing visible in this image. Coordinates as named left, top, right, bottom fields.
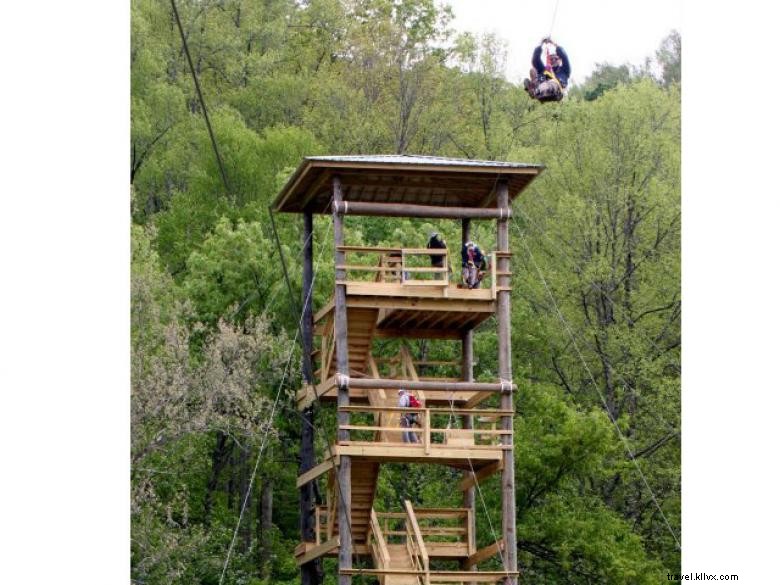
left=334, top=245, right=507, bottom=292
left=336, top=245, right=449, bottom=286
left=404, top=500, right=430, bottom=585
left=368, top=508, right=392, bottom=569
left=316, top=507, right=472, bottom=551
left=338, top=405, right=513, bottom=451
left=373, top=346, right=460, bottom=384
left=376, top=508, right=471, bottom=551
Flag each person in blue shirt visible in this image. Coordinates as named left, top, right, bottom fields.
left=523, top=38, right=571, bottom=102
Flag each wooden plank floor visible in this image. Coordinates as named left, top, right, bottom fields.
left=334, top=443, right=504, bottom=471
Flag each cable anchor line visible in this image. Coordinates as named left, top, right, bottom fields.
left=170, top=0, right=231, bottom=199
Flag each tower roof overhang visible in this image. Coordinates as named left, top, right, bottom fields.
left=272, top=155, right=545, bottom=214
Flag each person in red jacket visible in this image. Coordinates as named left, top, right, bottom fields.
left=523, top=38, right=571, bottom=102
left=398, top=389, right=420, bottom=443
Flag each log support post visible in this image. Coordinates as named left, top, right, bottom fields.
left=496, top=179, right=517, bottom=584
left=333, top=176, right=352, bottom=585
left=300, top=211, right=321, bottom=585
left=460, top=218, right=477, bottom=580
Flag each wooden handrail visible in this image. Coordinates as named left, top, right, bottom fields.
left=339, top=424, right=512, bottom=435
left=337, top=245, right=402, bottom=253
left=334, top=246, right=452, bottom=286
left=376, top=508, right=470, bottom=517
left=370, top=509, right=391, bottom=568
left=400, top=248, right=448, bottom=255
left=336, top=245, right=446, bottom=255
left=336, top=265, right=448, bottom=273
left=344, top=378, right=517, bottom=392
left=340, top=569, right=517, bottom=582
left=404, top=500, right=430, bottom=585
left=338, top=405, right=515, bottom=415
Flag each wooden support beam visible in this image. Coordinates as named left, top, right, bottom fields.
left=296, top=537, right=340, bottom=566
left=460, top=322, right=476, bottom=568
left=297, top=457, right=338, bottom=488
left=464, top=391, right=493, bottom=409
left=337, top=456, right=351, bottom=585
left=299, top=210, right=320, bottom=585
left=466, top=539, right=505, bottom=566
left=460, top=460, right=503, bottom=492
left=335, top=444, right=505, bottom=461
left=339, top=569, right=517, bottom=582
left=345, top=378, right=516, bottom=393
left=314, top=299, right=335, bottom=324
left=333, top=175, right=352, bottom=585
left=374, top=328, right=463, bottom=340
left=496, top=179, right=517, bottom=585
left=346, top=295, right=495, bottom=313
left=333, top=200, right=512, bottom=219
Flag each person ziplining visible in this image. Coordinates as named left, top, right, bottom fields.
left=523, top=38, right=571, bottom=102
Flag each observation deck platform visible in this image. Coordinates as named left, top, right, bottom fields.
left=297, top=245, right=511, bottom=410
left=325, top=245, right=508, bottom=339
left=274, top=154, right=537, bottom=585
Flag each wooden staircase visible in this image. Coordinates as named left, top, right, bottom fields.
left=329, top=460, right=379, bottom=544
left=344, top=307, right=379, bottom=377
left=371, top=500, right=430, bottom=585
left=317, top=306, right=379, bottom=383
left=384, top=545, right=419, bottom=585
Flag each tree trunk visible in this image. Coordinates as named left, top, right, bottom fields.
left=239, top=446, right=251, bottom=551
left=258, top=478, right=273, bottom=578
left=204, top=431, right=230, bottom=524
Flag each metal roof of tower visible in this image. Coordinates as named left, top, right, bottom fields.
left=272, top=154, right=545, bottom=213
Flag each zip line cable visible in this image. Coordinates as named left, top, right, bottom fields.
left=171, top=0, right=231, bottom=197
left=548, top=0, right=561, bottom=39
left=169, top=1, right=353, bottom=570
left=269, top=208, right=317, bottom=380
left=514, top=224, right=682, bottom=550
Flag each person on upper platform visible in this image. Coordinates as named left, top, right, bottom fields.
left=461, top=241, right=488, bottom=289
left=426, top=232, right=447, bottom=269
left=523, top=38, right=571, bottom=102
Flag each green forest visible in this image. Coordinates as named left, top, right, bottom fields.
left=131, top=1, right=681, bottom=583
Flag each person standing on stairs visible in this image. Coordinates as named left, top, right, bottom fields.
left=398, top=389, right=420, bottom=443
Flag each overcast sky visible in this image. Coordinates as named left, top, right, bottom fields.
left=444, top=0, right=681, bottom=84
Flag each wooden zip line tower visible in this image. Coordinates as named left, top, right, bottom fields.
left=272, top=155, right=543, bottom=585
